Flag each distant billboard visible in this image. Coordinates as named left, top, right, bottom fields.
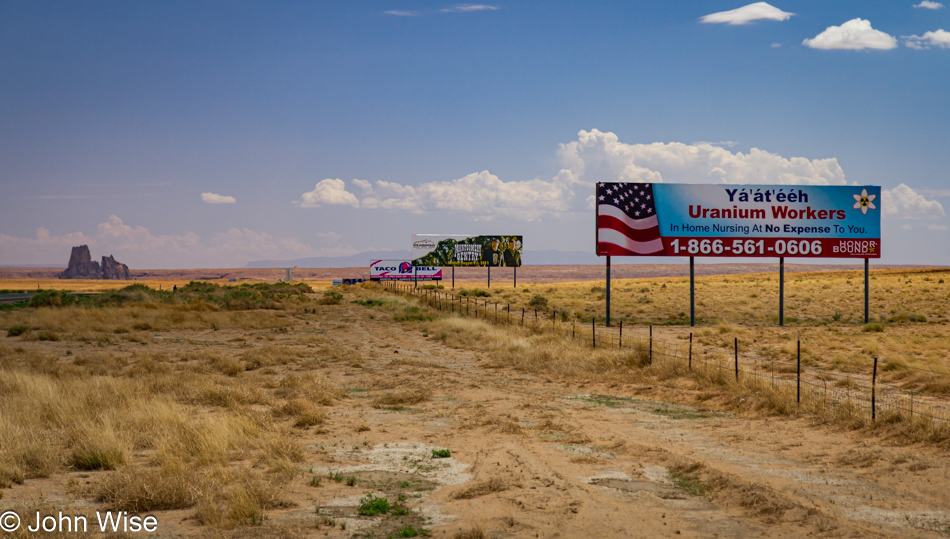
left=411, top=235, right=523, bottom=267
left=596, top=183, right=881, bottom=258
left=370, top=260, right=442, bottom=281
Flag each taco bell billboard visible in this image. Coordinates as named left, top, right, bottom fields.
left=370, top=260, right=442, bottom=281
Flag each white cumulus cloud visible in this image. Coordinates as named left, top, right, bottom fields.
left=296, top=179, right=360, bottom=208
left=557, top=129, right=846, bottom=186
left=803, top=19, right=897, bottom=50
left=904, top=29, right=950, bottom=49
left=700, top=2, right=793, bottom=25
left=914, top=1, right=944, bottom=9
left=350, top=170, right=579, bottom=221
left=881, top=183, right=945, bottom=219
left=201, top=192, right=236, bottom=204
left=441, top=4, right=499, bottom=13
left=295, top=130, right=853, bottom=222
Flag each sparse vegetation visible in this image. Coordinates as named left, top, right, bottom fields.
left=3, top=268, right=950, bottom=536
left=358, top=493, right=391, bottom=516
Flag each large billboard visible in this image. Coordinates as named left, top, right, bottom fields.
left=370, top=260, right=442, bottom=281
left=596, top=183, right=881, bottom=258
left=412, top=235, right=523, bottom=267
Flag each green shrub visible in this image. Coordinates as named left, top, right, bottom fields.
left=358, top=494, right=390, bottom=516
left=528, top=295, right=548, bottom=308
left=431, top=449, right=451, bottom=458
left=220, top=289, right=264, bottom=310
left=319, top=291, right=344, bottom=305
left=459, top=289, right=490, bottom=298
left=6, top=325, right=30, bottom=337
left=29, top=290, right=80, bottom=308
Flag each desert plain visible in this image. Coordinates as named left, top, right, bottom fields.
left=1, top=263, right=949, bottom=538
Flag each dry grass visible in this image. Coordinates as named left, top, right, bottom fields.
left=0, top=288, right=352, bottom=531
left=420, top=269, right=950, bottom=395
left=401, top=277, right=950, bottom=444
left=453, top=476, right=509, bottom=499
left=372, top=388, right=433, bottom=410
left=454, top=527, right=486, bottom=539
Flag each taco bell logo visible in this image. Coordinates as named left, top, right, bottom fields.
left=399, top=262, right=413, bottom=273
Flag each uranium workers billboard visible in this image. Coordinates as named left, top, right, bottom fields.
left=596, top=183, right=881, bottom=258
left=411, top=235, right=523, bottom=267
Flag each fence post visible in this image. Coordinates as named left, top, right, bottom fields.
left=797, top=338, right=801, bottom=404
left=872, top=357, right=878, bottom=422
left=572, top=317, right=575, bottom=338
left=619, top=320, right=623, bottom=349
left=689, top=332, right=692, bottom=371
left=507, top=303, right=510, bottom=325
left=734, top=337, right=739, bottom=382
left=649, top=325, right=653, bottom=363
left=522, top=308, right=525, bottom=327
left=592, top=318, right=596, bottom=348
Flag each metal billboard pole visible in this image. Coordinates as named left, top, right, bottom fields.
left=689, top=256, right=695, bottom=327
left=605, top=255, right=611, bottom=327
left=779, top=257, right=785, bottom=326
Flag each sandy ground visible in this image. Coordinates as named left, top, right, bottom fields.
left=4, top=291, right=950, bottom=538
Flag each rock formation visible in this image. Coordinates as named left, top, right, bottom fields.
left=58, top=245, right=131, bottom=280
left=100, top=254, right=131, bottom=280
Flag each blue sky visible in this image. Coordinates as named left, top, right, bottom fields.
left=1, top=1, right=948, bottom=268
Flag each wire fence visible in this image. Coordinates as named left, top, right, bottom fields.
left=381, top=281, right=950, bottom=429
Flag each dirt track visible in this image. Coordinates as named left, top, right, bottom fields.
left=278, top=300, right=950, bottom=538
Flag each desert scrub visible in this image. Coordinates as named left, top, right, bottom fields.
left=6, top=324, right=30, bottom=337
left=458, top=288, right=491, bottom=297
left=358, top=493, right=391, bottom=515
left=372, top=388, right=432, bottom=410
left=669, top=462, right=708, bottom=496
left=528, top=295, right=548, bottom=309
left=319, top=290, right=344, bottom=305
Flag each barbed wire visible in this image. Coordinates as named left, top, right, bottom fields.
left=392, top=283, right=950, bottom=425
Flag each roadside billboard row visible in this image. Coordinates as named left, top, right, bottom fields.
left=370, top=260, right=442, bottom=281
left=411, top=235, right=523, bottom=267
left=596, top=183, right=881, bottom=259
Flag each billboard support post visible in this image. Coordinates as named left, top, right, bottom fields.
left=487, top=266, right=491, bottom=289
left=865, top=258, right=869, bottom=324
left=689, top=256, right=695, bottom=327
left=452, top=267, right=455, bottom=289
left=414, top=267, right=418, bottom=288
left=779, top=257, right=785, bottom=327
left=513, top=266, right=516, bottom=288
left=605, top=255, right=611, bottom=327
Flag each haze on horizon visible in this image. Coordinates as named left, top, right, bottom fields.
left=2, top=1, right=949, bottom=269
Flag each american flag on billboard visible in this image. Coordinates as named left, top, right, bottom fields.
left=596, top=182, right=664, bottom=256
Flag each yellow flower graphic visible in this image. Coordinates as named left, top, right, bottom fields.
left=852, top=188, right=877, bottom=215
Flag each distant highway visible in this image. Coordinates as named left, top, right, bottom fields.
left=0, top=292, right=99, bottom=305
left=0, top=293, right=35, bottom=304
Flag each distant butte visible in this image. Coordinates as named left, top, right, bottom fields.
left=58, top=245, right=131, bottom=280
